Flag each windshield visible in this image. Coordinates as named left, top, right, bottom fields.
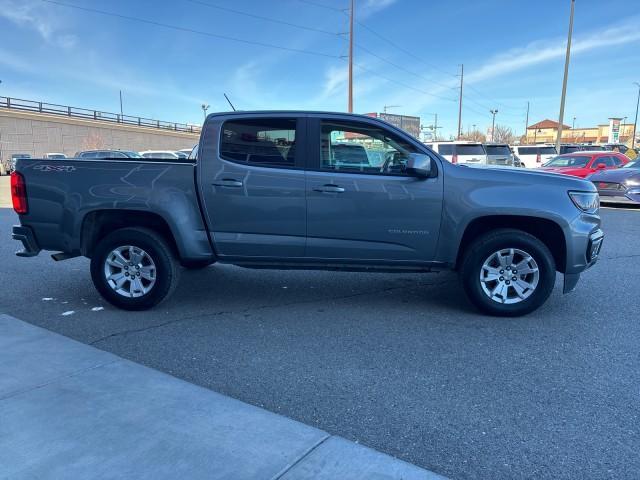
left=544, top=155, right=590, bottom=167
left=124, top=151, right=142, bottom=158
left=623, top=160, right=640, bottom=169
left=485, top=145, right=511, bottom=155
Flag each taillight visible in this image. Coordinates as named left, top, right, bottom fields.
left=11, top=172, right=28, bottom=215
left=536, top=153, right=542, bottom=163
left=452, top=153, right=458, bottom=164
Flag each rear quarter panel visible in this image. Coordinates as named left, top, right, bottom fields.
left=15, top=159, right=211, bottom=260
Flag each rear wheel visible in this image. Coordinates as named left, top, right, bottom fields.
left=90, top=227, right=180, bottom=310
left=460, top=229, right=556, bottom=316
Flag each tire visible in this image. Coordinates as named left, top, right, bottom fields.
left=460, top=229, right=556, bottom=317
left=90, top=227, right=180, bottom=310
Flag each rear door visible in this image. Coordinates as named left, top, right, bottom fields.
left=305, top=116, right=443, bottom=262
left=197, top=114, right=307, bottom=258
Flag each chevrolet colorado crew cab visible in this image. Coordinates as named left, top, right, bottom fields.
left=11, top=111, right=604, bottom=316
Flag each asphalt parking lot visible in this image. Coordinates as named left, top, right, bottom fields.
left=1, top=202, right=639, bottom=480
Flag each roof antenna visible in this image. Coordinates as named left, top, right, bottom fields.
left=223, top=93, right=236, bottom=111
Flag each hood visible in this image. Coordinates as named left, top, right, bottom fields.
left=448, top=162, right=596, bottom=191
left=588, top=168, right=640, bottom=184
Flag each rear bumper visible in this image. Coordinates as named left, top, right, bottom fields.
left=12, top=225, right=41, bottom=257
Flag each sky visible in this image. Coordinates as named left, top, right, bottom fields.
left=1, top=0, right=639, bottom=139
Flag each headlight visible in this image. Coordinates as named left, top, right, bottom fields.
left=569, top=191, right=599, bottom=213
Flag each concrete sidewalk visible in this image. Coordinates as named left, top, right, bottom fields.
left=0, top=314, right=444, bottom=479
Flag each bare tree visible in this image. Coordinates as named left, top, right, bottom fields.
left=82, top=131, right=106, bottom=150
left=460, top=129, right=486, bottom=143
left=492, top=125, right=516, bottom=144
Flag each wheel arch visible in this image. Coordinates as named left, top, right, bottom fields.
left=80, top=209, right=181, bottom=259
left=455, top=215, right=567, bottom=273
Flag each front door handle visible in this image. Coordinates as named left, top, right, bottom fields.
left=313, top=184, right=345, bottom=193
left=212, top=178, right=243, bottom=187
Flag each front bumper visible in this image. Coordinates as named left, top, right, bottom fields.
left=563, top=228, right=604, bottom=294
left=12, top=225, right=41, bottom=257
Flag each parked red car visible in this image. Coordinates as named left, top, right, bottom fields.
left=539, top=151, right=629, bottom=178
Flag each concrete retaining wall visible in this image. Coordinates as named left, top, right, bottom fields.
left=0, top=109, right=200, bottom=162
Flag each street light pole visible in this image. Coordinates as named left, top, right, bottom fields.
left=201, top=104, right=210, bottom=120
left=524, top=101, right=529, bottom=141
left=347, top=0, right=354, bottom=113
left=555, top=0, right=575, bottom=152
left=490, top=109, right=498, bottom=142
left=457, top=64, right=464, bottom=139
left=633, top=82, right=640, bottom=150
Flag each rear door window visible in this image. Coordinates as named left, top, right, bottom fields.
left=538, top=146, right=557, bottom=155
left=220, top=118, right=298, bottom=169
left=485, top=145, right=511, bottom=156
left=456, top=144, right=485, bottom=155
left=437, top=145, right=454, bottom=156
left=593, top=156, right=615, bottom=167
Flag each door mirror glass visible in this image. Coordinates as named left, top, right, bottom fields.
left=406, top=153, right=431, bottom=177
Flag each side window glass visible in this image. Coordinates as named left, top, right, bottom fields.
left=220, top=118, right=297, bottom=168
left=611, top=155, right=623, bottom=166
left=320, top=120, right=418, bottom=175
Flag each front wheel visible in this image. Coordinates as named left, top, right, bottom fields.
left=460, top=229, right=556, bottom=317
left=90, top=227, right=180, bottom=310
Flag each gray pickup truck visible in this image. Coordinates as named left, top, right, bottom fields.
left=11, top=111, right=603, bottom=316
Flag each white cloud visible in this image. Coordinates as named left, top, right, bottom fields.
left=0, top=0, right=77, bottom=48
left=466, top=17, right=640, bottom=85
left=360, top=0, right=399, bottom=17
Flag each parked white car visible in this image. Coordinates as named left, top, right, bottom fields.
left=429, top=141, right=488, bottom=165
left=139, top=150, right=180, bottom=160
left=510, top=145, right=557, bottom=168
left=44, top=153, right=67, bottom=159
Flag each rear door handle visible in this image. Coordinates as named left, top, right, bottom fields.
left=212, top=178, right=243, bottom=187
left=313, top=184, right=345, bottom=193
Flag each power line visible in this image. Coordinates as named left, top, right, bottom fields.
left=355, top=44, right=454, bottom=91
left=353, top=19, right=458, bottom=79
left=183, top=0, right=340, bottom=36
left=297, top=0, right=345, bottom=13
left=465, top=84, right=524, bottom=112
left=351, top=61, right=456, bottom=102
left=40, top=0, right=340, bottom=59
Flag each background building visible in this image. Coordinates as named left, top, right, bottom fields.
left=525, top=119, right=637, bottom=145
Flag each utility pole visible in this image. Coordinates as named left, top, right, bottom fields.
left=119, top=90, right=123, bottom=119
left=457, top=64, right=463, bottom=139
left=555, top=0, right=575, bottom=152
left=490, top=109, right=498, bottom=142
left=434, top=113, right=438, bottom=140
left=347, top=0, right=354, bottom=113
left=524, top=101, right=530, bottom=142
left=633, top=82, right=640, bottom=150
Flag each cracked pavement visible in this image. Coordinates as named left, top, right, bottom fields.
left=1, top=206, right=639, bottom=480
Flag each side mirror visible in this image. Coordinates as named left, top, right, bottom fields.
left=596, top=163, right=607, bottom=169
left=406, top=153, right=432, bottom=178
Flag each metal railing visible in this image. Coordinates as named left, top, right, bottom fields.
left=0, top=96, right=201, bottom=134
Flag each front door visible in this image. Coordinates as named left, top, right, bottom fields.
left=198, top=115, right=307, bottom=258
left=305, top=117, right=443, bottom=263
